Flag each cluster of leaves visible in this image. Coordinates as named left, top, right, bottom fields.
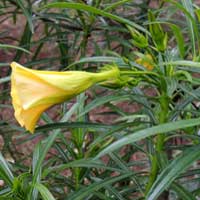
left=1, top=0, right=200, bottom=199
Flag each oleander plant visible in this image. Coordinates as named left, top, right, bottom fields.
left=1, top=0, right=200, bottom=199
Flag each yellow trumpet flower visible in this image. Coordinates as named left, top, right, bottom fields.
left=10, top=62, right=120, bottom=133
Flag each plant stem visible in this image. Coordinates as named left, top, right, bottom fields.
left=120, top=70, right=159, bottom=77
left=145, top=155, right=158, bottom=193
left=73, top=9, right=95, bottom=189
left=157, top=94, right=169, bottom=150
left=145, top=92, right=169, bottom=197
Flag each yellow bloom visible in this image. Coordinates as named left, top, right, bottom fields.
left=135, top=54, right=154, bottom=71
left=10, top=62, right=119, bottom=133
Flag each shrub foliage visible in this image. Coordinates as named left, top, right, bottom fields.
left=0, top=0, right=200, bottom=199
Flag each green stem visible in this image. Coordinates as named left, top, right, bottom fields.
left=145, top=92, right=169, bottom=196
left=157, top=94, right=169, bottom=150
left=94, top=67, right=120, bottom=83
left=120, top=70, right=159, bottom=77
left=73, top=12, right=90, bottom=189
left=145, top=155, right=159, bottom=194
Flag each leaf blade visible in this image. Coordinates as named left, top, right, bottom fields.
left=97, top=118, right=200, bottom=158
left=147, top=145, right=200, bottom=199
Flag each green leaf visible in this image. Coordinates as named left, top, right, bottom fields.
left=18, top=122, right=114, bottom=144
left=0, top=153, right=14, bottom=186
left=163, top=60, right=200, bottom=68
left=171, top=183, right=196, bottom=200
left=167, top=0, right=199, bottom=57
left=181, top=0, right=199, bottom=58
left=0, top=76, right=10, bottom=84
left=0, top=44, right=31, bottom=54
left=78, top=94, right=131, bottom=117
left=67, top=56, right=126, bottom=68
left=46, top=158, right=125, bottom=175
left=67, top=172, right=134, bottom=200
left=104, top=0, right=132, bottom=11
left=35, top=122, right=115, bottom=133
left=32, top=133, right=60, bottom=184
left=97, top=118, right=200, bottom=158
left=16, top=0, right=34, bottom=33
left=0, top=63, right=9, bottom=67
left=35, top=183, right=55, bottom=200
left=146, top=144, right=200, bottom=199
left=31, top=143, right=42, bottom=200
left=41, top=3, right=148, bottom=34
left=169, top=24, right=185, bottom=58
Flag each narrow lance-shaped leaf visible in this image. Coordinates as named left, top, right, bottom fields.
left=146, top=144, right=200, bottom=200
left=41, top=3, right=149, bottom=34
left=16, top=0, right=34, bottom=33
left=171, top=183, right=196, bottom=200
left=35, top=183, right=56, bottom=200
left=67, top=172, right=135, bottom=200
left=31, top=143, right=42, bottom=200
left=96, top=118, right=200, bottom=158
left=32, top=132, right=59, bottom=184
left=0, top=153, right=14, bottom=186
left=0, top=44, right=31, bottom=54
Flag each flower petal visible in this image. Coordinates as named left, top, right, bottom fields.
left=10, top=62, right=120, bottom=133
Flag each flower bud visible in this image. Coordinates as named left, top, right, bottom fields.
left=127, top=25, right=148, bottom=48
left=148, top=11, right=168, bottom=52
